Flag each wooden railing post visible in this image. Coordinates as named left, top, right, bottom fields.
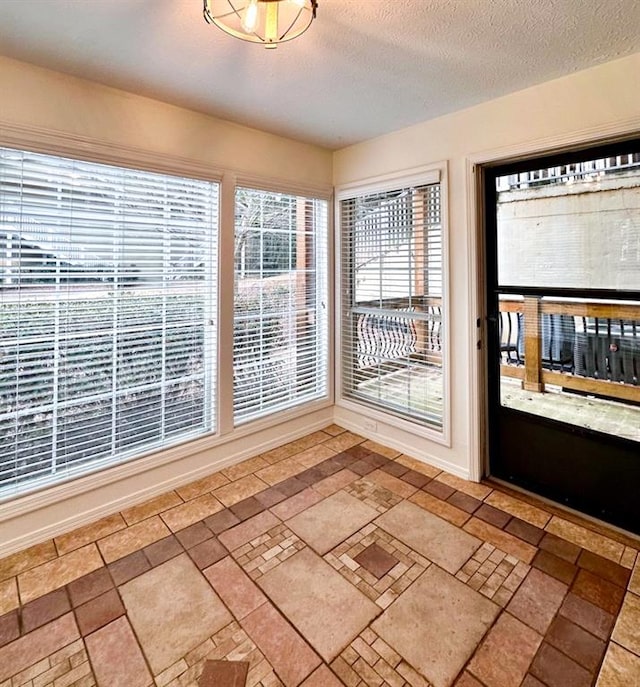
left=523, top=296, right=545, bottom=392
left=499, top=298, right=640, bottom=404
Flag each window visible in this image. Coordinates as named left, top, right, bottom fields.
left=233, top=187, right=328, bottom=424
left=0, top=147, right=218, bottom=497
left=339, top=175, right=445, bottom=430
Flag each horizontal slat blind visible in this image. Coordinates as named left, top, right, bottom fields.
left=0, top=147, right=218, bottom=498
left=340, top=183, right=444, bottom=428
left=233, top=187, right=328, bottom=424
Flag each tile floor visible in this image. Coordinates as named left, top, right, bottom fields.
left=0, top=425, right=639, bottom=687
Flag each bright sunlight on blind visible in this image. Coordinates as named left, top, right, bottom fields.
left=340, top=181, right=444, bottom=429
left=233, top=187, right=328, bottom=424
left=0, top=147, right=218, bottom=497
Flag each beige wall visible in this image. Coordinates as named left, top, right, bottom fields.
left=0, top=55, right=333, bottom=187
left=333, top=52, right=640, bottom=476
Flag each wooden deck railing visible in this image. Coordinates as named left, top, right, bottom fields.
left=352, top=295, right=639, bottom=404
left=353, top=296, right=442, bottom=369
left=500, top=298, right=640, bottom=404
left=496, top=154, right=640, bottom=191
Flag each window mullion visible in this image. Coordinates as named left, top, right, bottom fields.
left=217, top=172, right=237, bottom=436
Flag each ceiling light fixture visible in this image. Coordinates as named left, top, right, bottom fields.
left=203, top=0, right=318, bottom=49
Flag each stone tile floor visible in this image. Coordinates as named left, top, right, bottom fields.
left=0, top=425, right=639, bottom=687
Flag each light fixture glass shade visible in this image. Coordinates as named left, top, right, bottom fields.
left=203, top=0, right=318, bottom=48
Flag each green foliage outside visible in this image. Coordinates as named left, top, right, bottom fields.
left=0, top=282, right=296, bottom=485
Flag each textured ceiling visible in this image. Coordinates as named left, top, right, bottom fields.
left=0, top=0, right=639, bottom=149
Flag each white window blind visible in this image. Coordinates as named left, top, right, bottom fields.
left=233, top=187, right=328, bottom=424
left=0, top=147, right=218, bottom=498
left=340, top=182, right=444, bottom=429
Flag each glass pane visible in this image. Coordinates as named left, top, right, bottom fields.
left=341, top=183, right=444, bottom=429
left=497, top=154, right=640, bottom=290
left=497, top=154, right=640, bottom=441
left=233, top=187, right=328, bottom=424
left=496, top=153, right=640, bottom=442
left=0, top=146, right=218, bottom=498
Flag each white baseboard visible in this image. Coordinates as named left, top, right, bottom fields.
left=0, top=401, right=475, bottom=560
left=334, top=406, right=470, bottom=481
left=0, top=408, right=332, bottom=559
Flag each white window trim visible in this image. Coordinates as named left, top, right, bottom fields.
left=0, top=120, right=333, bottom=200
left=0, top=120, right=225, bottom=184
left=0, top=123, right=334, bottom=515
left=334, top=162, right=451, bottom=447
left=235, top=172, right=333, bottom=202
left=217, top=174, right=333, bottom=435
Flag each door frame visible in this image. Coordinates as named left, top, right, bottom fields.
left=465, top=120, right=640, bottom=487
